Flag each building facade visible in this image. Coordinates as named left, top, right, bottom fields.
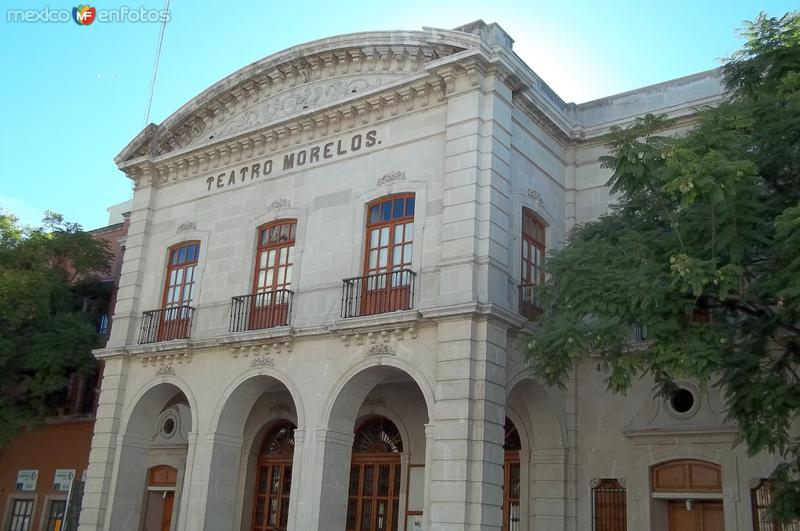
left=80, top=21, right=786, bottom=531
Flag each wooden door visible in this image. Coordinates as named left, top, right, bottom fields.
left=668, top=501, right=724, bottom=531
left=161, top=491, right=174, bottom=531
left=346, top=455, right=401, bottom=531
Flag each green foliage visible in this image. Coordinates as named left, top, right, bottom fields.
left=526, top=12, right=800, bottom=520
left=0, top=210, right=111, bottom=446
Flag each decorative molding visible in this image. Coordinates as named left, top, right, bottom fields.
left=139, top=351, right=193, bottom=367
left=367, top=343, right=395, bottom=356
left=526, top=188, right=544, bottom=207
left=363, top=394, right=386, bottom=407
left=267, top=198, right=291, bottom=212
left=155, top=365, right=175, bottom=376
left=196, top=75, right=404, bottom=148
left=377, top=170, right=406, bottom=186
left=230, top=339, right=293, bottom=358
left=251, top=355, right=276, bottom=368
left=176, top=221, right=196, bottom=234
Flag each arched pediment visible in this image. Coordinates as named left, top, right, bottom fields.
left=116, top=29, right=479, bottom=164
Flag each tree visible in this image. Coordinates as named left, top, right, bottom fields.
left=0, top=210, right=111, bottom=446
left=526, top=12, right=800, bottom=520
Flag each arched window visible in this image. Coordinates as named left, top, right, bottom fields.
left=359, top=194, right=415, bottom=316
left=503, top=418, right=521, bottom=531
left=158, top=241, right=199, bottom=341
left=249, top=220, right=296, bottom=329
left=346, top=416, right=403, bottom=531
left=520, top=208, right=546, bottom=319
left=252, top=421, right=296, bottom=531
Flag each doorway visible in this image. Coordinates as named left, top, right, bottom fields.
left=346, top=416, right=403, bottom=531
left=251, top=421, right=295, bottom=531
left=651, top=460, right=724, bottom=531
left=143, top=465, right=177, bottom=531
left=668, top=501, right=724, bottom=531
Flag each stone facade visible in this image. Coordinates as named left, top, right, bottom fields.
left=80, top=20, right=783, bottom=531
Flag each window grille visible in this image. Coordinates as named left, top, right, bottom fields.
left=592, top=478, right=627, bottom=531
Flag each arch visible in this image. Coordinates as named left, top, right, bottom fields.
left=211, top=368, right=306, bottom=435
left=203, top=371, right=303, bottom=531
left=323, top=357, right=434, bottom=435
left=506, top=376, right=565, bottom=450
left=109, top=380, right=195, bottom=531
left=120, top=377, right=198, bottom=442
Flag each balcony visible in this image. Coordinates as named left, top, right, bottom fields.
left=230, top=290, right=293, bottom=332
left=139, top=305, right=194, bottom=344
left=341, top=269, right=416, bottom=318
left=519, top=283, right=543, bottom=320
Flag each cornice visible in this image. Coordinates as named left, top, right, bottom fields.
left=116, top=32, right=481, bottom=166
left=120, top=51, right=498, bottom=190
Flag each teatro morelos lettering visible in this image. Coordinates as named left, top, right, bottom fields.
left=206, top=129, right=380, bottom=192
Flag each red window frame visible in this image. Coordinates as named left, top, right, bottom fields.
left=158, top=241, right=199, bottom=341
left=359, top=194, right=415, bottom=315
left=249, top=220, right=296, bottom=329
left=521, top=208, right=546, bottom=286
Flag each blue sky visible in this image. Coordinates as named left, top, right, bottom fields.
left=0, top=1, right=796, bottom=230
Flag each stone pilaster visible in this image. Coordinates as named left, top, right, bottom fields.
left=429, top=317, right=507, bottom=530
left=78, top=356, right=129, bottom=531
left=107, top=179, right=155, bottom=348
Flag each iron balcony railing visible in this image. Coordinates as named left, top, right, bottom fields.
left=341, top=269, right=416, bottom=318
left=230, top=290, right=293, bottom=332
left=139, top=305, right=194, bottom=344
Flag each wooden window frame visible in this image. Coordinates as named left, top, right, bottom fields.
left=521, top=207, right=546, bottom=286
left=362, top=194, right=415, bottom=277
left=346, top=416, right=404, bottom=531
left=251, top=422, right=295, bottom=531
left=252, top=220, right=297, bottom=295
left=157, top=241, right=199, bottom=341
left=248, top=220, right=296, bottom=329
left=161, top=241, right=200, bottom=310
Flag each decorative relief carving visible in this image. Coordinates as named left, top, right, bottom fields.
left=195, top=75, right=403, bottom=146
left=251, top=355, right=276, bottom=368
left=367, top=344, right=395, bottom=356
left=155, top=365, right=175, bottom=376
left=377, top=170, right=406, bottom=186
left=527, top=188, right=545, bottom=207
left=363, top=394, right=386, bottom=407
left=267, top=198, right=291, bottom=211
left=176, top=221, right=196, bottom=234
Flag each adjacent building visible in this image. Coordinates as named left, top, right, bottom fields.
left=79, top=21, right=786, bottom=531
left=1, top=202, right=130, bottom=531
